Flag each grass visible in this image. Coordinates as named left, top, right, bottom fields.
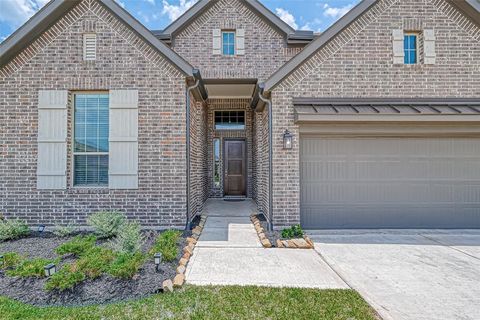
left=0, top=285, right=377, bottom=320
left=6, top=257, right=59, bottom=278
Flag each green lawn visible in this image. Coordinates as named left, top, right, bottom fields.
left=0, top=285, right=378, bottom=320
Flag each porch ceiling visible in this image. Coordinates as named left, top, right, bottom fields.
left=204, top=79, right=257, bottom=99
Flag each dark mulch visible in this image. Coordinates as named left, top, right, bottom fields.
left=0, top=221, right=197, bottom=307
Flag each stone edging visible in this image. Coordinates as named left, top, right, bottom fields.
left=251, top=215, right=314, bottom=249
left=162, top=215, right=207, bottom=292
left=251, top=215, right=272, bottom=248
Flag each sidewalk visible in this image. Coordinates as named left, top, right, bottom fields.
left=185, top=199, right=347, bottom=289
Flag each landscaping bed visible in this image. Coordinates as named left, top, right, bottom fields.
left=0, top=213, right=205, bottom=306
left=251, top=214, right=314, bottom=249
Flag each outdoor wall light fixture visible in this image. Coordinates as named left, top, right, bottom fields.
left=44, top=263, right=56, bottom=277
left=154, top=253, right=162, bottom=271
left=283, top=129, right=293, bottom=150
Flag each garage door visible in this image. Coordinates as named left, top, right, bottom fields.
left=300, top=136, right=480, bottom=229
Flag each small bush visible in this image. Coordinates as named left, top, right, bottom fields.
left=149, top=230, right=181, bottom=262
left=107, top=252, right=145, bottom=279
left=0, top=219, right=30, bottom=242
left=6, top=257, right=58, bottom=278
left=0, top=252, right=24, bottom=270
left=53, top=223, right=76, bottom=238
left=281, top=224, right=304, bottom=239
left=45, top=263, right=85, bottom=291
left=108, top=221, right=145, bottom=254
left=76, top=246, right=115, bottom=279
left=55, top=235, right=97, bottom=256
left=87, top=211, right=126, bottom=239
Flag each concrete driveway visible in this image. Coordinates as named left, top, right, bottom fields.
left=310, top=230, right=480, bottom=320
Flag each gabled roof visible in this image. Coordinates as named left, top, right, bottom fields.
left=158, top=0, right=313, bottom=43
left=263, top=0, right=480, bottom=92
left=0, top=0, right=194, bottom=76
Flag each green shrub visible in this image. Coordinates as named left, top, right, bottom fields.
left=6, top=257, right=58, bottom=278
left=281, top=225, right=304, bottom=239
left=107, top=252, right=145, bottom=279
left=76, top=246, right=115, bottom=279
left=108, top=221, right=144, bottom=254
left=148, top=230, right=181, bottom=262
left=87, top=211, right=126, bottom=239
left=55, top=235, right=97, bottom=256
left=45, top=263, right=85, bottom=291
left=53, top=223, right=76, bottom=238
left=0, top=252, right=24, bottom=270
left=0, top=219, right=30, bottom=242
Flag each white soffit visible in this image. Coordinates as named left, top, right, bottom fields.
left=206, top=84, right=256, bottom=98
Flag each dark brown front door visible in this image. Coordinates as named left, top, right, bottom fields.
left=224, top=139, right=246, bottom=196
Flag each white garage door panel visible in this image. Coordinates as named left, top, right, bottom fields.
left=300, top=137, right=480, bottom=229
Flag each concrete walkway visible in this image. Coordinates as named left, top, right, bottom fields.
left=310, top=230, right=480, bottom=320
left=186, top=199, right=347, bottom=289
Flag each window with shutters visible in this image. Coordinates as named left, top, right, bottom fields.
left=83, top=33, right=96, bottom=61
left=73, top=93, right=109, bottom=186
left=404, top=33, right=418, bottom=64
left=222, top=31, right=235, bottom=55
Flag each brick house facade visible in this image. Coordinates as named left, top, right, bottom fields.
left=1, top=0, right=479, bottom=230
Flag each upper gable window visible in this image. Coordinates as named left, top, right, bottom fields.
left=404, top=33, right=418, bottom=64
left=222, top=31, right=235, bottom=56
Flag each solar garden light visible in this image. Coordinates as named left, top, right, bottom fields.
left=283, top=129, right=293, bottom=150
left=154, top=253, right=162, bottom=271
left=44, top=263, right=56, bottom=277
left=0, top=255, right=4, bottom=267
left=38, top=225, right=45, bottom=233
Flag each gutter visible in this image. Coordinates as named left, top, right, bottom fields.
left=185, top=69, right=208, bottom=230
left=257, top=83, right=273, bottom=231
left=185, top=79, right=199, bottom=230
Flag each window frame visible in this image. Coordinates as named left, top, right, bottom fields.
left=213, top=138, right=221, bottom=188
left=221, top=30, right=236, bottom=56
left=214, top=110, right=246, bottom=131
left=71, top=91, right=110, bottom=188
left=404, top=32, right=419, bottom=65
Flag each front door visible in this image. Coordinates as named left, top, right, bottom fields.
left=224, top=139, right=246, bottom=196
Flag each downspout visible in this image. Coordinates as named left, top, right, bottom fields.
left=185, top=79, right=200, bottom=230
left=258, top=91, right=273, bottom=232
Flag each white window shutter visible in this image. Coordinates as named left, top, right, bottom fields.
left=236, top=29, right=245, bottom=55
left=213, top=29, right=221, bottom=55
left=392, top=29, right=404, bottom=64
left=424, top=29, right=436, bottom=64
left=109, top=90, right=139, bottom=189
left=37, top=90, right=68, bottom=189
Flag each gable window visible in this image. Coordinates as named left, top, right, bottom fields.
left=222, top=31, right=235, bottom=55
left=73, top=93, right=109, bottom=186
left=404, top=33, right=418, bottom=64
left=215, top=111, right=245, bottom=130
